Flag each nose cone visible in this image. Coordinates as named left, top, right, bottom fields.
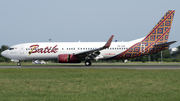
left=1, top=51, right=7, bottom=57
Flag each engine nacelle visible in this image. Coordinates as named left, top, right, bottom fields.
left=58, top=54, right=81, bottom=63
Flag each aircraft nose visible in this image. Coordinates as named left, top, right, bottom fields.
left=1, top=51, right=7, bottom=57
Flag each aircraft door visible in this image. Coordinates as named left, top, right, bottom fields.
left=20, top=46, right=24, bottom=54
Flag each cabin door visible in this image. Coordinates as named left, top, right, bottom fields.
left=20, top=46, right=24, bottom=54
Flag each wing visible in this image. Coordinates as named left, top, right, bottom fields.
left=74, top=35, right=114, bottom=60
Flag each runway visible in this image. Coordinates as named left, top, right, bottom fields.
left=0, top=65, right=180, bottom=69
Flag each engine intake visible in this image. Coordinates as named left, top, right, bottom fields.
left=58, top=54, right=81, bottom=63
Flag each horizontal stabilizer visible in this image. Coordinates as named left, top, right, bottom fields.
left=154, top=41, right=177, bottom=47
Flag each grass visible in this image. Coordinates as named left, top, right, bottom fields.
left=0, top=68, right=180, bottom=101
left=1, top=61, right=180, bottom=66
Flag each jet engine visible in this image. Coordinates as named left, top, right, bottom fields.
left=58, top=54, right=81, bottom=63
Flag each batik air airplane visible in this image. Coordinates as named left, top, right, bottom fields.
left=1, top=10, right=176, bottom=66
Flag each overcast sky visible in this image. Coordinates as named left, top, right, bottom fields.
left=0, top=0, right=179, bottom=48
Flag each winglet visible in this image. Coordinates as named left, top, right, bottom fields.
left=102, top=35, right=114, bottom=48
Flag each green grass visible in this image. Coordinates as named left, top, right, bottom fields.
left=0, top=68, right=180, bottom=101
left=1, top=62, right=180, bottom=66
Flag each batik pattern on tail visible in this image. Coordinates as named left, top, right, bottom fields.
left=113, top=10, right=175, bottom=59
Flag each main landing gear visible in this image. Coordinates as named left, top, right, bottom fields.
left=85, top=60, right=92, bottom=66
left=17, top=62, right=21, bottom=66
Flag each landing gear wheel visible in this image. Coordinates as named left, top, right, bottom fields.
left=85, top=61, right=91, bottom=66
left=17, top=62, right=21, bottom=66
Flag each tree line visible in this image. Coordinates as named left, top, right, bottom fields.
left=127, top=46, right=180, bottom=62
left=0, top=45, right=180, bottom=63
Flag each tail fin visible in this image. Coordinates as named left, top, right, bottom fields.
left=141, top=10, right=175, bottom=44
left=113, top=10, right=175, bottom=59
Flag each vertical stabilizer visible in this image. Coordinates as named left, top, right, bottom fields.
left=141, top=10, right=175, bottom=44
left=113, top=10, right=175, bottom=59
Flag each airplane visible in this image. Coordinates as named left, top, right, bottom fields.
left=1, top=10, right=176, bottom=66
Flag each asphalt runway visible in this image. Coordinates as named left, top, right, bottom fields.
left=0, top=65, right=180, bottom=69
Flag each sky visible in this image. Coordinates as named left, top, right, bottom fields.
left=0, top=0, right=180, bottom=48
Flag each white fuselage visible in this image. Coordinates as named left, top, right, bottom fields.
left=1, top=37, right=144, bottom=61
left=2, top=42, right=132, bottom=60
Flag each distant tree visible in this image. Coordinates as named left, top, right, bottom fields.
left=140, top=56, right=147, bottom=63
left=149, top=49, right=171, bottom=62
left=129, top=49, right=172, bottom=62
left=150, top=54, right=156, bottom=61
left=162, top=49, right=171, bottom=58
left=0, top=57, right=5, bottom=62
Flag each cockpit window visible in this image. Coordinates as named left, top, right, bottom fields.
left=9, top=48, right=14, bottom=50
